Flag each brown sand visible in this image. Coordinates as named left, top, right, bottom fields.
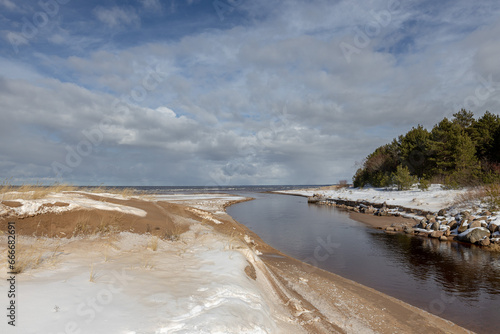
left=0, top=194, right=471, bottom=333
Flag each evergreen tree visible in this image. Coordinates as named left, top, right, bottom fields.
left=399, top=125, right=430, bottom=178
left=392, top=165, right=418, bottom=190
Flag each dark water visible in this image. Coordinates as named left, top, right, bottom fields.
left=226, top=192, right=500, bottom=334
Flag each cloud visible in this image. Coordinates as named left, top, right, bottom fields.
left=0, top=0, right=16, bottom=10
left=93, top=6, right=140, bottom=28
left=1, top=0, right=500, bottom=185
left=140, top=0, right=162, bottom=11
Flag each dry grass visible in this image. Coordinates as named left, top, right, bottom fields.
left=148, top=236, right=159, bottom=251
left=89, top=263, right=96, bottom=282
left=0, top=180, right=78, bottom=200
left=72, top=212, right=122, bottom=237
left=82, top=186, right=137, bottom=198
left=11, top=238, right=61, bottom=274
left=454, top=183, right=500, bottom=211
left=163, top=223, right=184, bottom=242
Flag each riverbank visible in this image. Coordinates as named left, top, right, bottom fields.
left=0, top=190, right=471, bottom=333
left=277, top=185, right=500, bottom=250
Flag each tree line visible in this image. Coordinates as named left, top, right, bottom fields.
left=353, top=110, right=500, bottom=189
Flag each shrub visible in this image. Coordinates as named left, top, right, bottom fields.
left=418, top=178, right=430, bottom=191
left=392, top=165, right=418, bottom=191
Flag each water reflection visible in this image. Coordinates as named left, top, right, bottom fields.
left=368, top=232, right=500, bottom=298
left=227, top=192, right=500, bottom=333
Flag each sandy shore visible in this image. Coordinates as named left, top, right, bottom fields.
left=0, top=191, right=471, bottom=333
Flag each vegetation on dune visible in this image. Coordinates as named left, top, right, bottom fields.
left=353, top=109, right=500, bottom=189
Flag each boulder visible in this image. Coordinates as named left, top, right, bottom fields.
left=430, top=230, right=444, bottom=238
left=404, top=226, right=415, bottom=235
left=469, top=221, right=482, bottom=229
left=488, top=223, right=499, bottom=233
left=426, top=214, right=435, bottom=221
left=444, top=229, right=451, bottom=237
left=418, top=220, right=427, bottom=229
left=439, top=236, right=448, bottom=242
left=448, top=220, right=458, bottom=230
left=479, top=238, right=491, bottom=246
left=457, top=228, right=491, bottom=244
left=457, top=222, right=469, bottom=233
left=438, top=209, right=447, bottom=216
left=430, top=222, right=440, bottom=231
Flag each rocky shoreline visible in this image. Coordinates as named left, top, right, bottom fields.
left=308, top=194, right=500, bottom=249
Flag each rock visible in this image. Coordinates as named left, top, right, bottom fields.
left=448, top=220, right=458, bottom=230
left=438, top=209, right=447, bottom=216
left=444, top=229, right=451, bottom=237
left=426, top=214, right=435, bottom=221
left=430, top=231, right=444, bottom=238
left=418, top=220, right=427, bottom=229
left=469, top=221, right=482, bottom=229
left=404, top=226, right=415, bottom=235
left=439, top=236, right=448, bottom=242
left=457, top=228, right=491, bottom=244
left=430, top=222, right=440, bottom=231
left=385, top=226, right=395, bottom=232
left=483, top=211, right=492, bottom=216
left=429, top=217, right=437, bottom=224
left=457, top=222, right=469, bottom=233
left=425, top=223, right=432, bottom=230
left=479, top=238, right=491, bottom=246
left=488, top=223, right=499, bottom=233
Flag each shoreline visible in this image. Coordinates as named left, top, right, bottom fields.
left=0, top=191, right=472, bottom=333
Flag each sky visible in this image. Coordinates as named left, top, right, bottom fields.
left=1, top=0, right=500, bottom=186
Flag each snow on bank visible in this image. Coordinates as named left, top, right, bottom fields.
left=280, top=184, right=467, bottom=213
left=154, top=194, right=248, bottom=214
left=0, top=192, right=147, bottom=217
left=0, top=226, right=294, bottom=334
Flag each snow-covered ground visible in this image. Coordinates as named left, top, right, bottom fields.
left=280, top=184, right=467, bottom=213
left=0, top=191, right=147, bottom=217
left=0, top=192, right=298, bottom=334
left=1, top=230, right=293, bottom=334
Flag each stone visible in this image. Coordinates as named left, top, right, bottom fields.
left=426, top=214, right=435, bottom=220
left=469, top=221, right=482, bottom=229
left=488, top=223, right=499, bottom=233
left=429, top=217, right=437, bottom=224
left=439, top=236, right=448, bottom=242
left=404, top=227, right=415, bottom=235
left=448, top=220, right=458, bottom=230
left=430, top=230, right=444, bottom=238
left=457, top=222, right=469, bottom=233
left=418, top=220, right=427, bottom=229
left=483, top=211, right=492, bottom=216
left=479, top=238, right=491, bottom=246
left=438, top=209, right=447, bottom=216
left=430, top=222, right=440, bottom=231
left=385, top=226, right=395, bottom=232
left=457, top=228, right=491, bottom=244
left=444, top=229, right=451, bottom=237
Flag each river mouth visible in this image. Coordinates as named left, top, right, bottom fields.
left=226, top=191, right=500, bottom=334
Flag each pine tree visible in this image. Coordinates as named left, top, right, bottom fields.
left=392, top=165, right=418, bottom=190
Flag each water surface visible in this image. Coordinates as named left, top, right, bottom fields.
left=226, top=192, right=500, bottom=334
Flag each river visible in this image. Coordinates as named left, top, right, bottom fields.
left=226, top=191, right=500, bottom=334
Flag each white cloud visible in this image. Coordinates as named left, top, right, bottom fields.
left=0, top=0, right=16, bottom=10
left=1, top=0, right=500, bottom=185
left=93, top=6, right=140, bottom=28
left=140, top=0, right=162, bottom=11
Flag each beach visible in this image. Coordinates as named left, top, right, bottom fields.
left=0, top=190, right=471, bottom=333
